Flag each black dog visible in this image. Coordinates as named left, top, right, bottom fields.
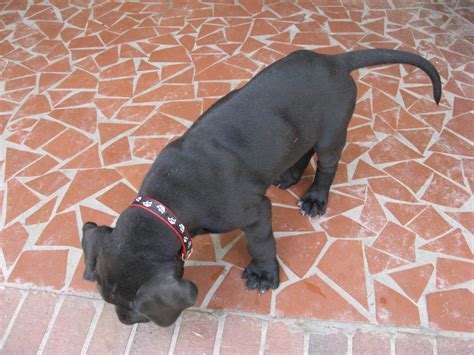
left=82, top=49, right=441, bottom=327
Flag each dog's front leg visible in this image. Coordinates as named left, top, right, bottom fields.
left=242, top=197, right=280, bottom=293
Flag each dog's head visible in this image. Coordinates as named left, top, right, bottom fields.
left=81, top=220, right=197, bottom=327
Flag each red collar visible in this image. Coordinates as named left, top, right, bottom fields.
left=130, top=196, right=192, bottom=260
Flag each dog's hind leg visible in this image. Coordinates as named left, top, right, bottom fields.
left=242, top=197, right=280, bottom=293
left=299, top=133, right=347, bottom=218
left=273, top=149, right=314, bottom=189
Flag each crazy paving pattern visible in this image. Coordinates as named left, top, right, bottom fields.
left=0, top=0, right=473, bottom=335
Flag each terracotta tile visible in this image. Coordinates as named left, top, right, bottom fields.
left=445, top=112, right=473, bottom=142
left=96, top=182, right=136, bottom=215
left=132, top=113, right=187, bottom=136
left=94, top=98, right=128, bottom=118
left=36, top=211, right=80, bottom=248
left=373, top=222, right=416, bottom=262
left=58, top=168, right=121, bottom=212
left=222, top=236, right=251, bottom=269
left=277, top=232, right=326, bottom=278
left=43, top=296, right=96, bottom=355
left=407, top=206, right=451, bottom=240
left=360, top=188, right=387, bottom=233
left=219, top=229, right=242, bottom=248
left=353, top=160, right=386, bottom=179
left=272, top=206, right=314, bottom=232
left=395, top=333, right=433, bottom=355
left=25, top=197, right=57, bottom=225
left=61, top=144, right=101, bottom=170
left=134, top=84, right=194, bottom=103
left=384, top=160, right=433, bottom=193
left=369, top=136, right=423, bottom=164
left=99, top=59, right=136, bottom=79
left=437, top=337, right=474, bottom=355
left=17, top=154, right=58, bottom=177
left=133, top=137, right=170, bottom=160
left=276, top=274, right=367, bottom=321
left=208, top=267, right=271, bottom=314
left=220, top=315, right=262, bottom=355
left=25, top=171, right=69, bottom=196
left=424, top=152, right=465, bottom=187
left=4, top=147, right=42, bottom=180
left=347, top=125, right=377, bottom=143
left=98, top=123, right=136, bottom=144
left=6, top=179, right=41, bottom=224
left=159, top=100, right=203, bottom=122
left=69, top=255, right=98, bottom=293
left=13, top=93, right=51, bottom=119
left=320, top=215, right=375, bottom=238
left=43, top=127, right=93, bottom=160
left=446, top=211, right=474, bottom=234
left=98, top=77, right=133, bottom=97
left=195, top=61, right=252, bottom=82
left=57, top=69, right=97, bottom=89
left=398, top=129, right=434, bottom=154
left=390, top=264, right=434, bottom=302
left=429, top=130, right=474, bottom=157
left=427, top=289, right=474, bottom=332
left=436, top=258, right=474, bottom=289
left=8, top=250, right=68, bottom=289
left=149, top=46, right=190, bottom=62
left=54, top=91, right=95, bottom=108
left=130, top=321, right=174, bottom=355
left=101, top=137, right=131, bottom=166
left=188, top=234, right=216, bottom=262
left=422, top=173, right=470, bottom=208
left=420, top=228, right=473, bottom=259
left=374, top=281, right=420, bottom=327
left=88, top=304, right=132, bottom=354
left=2, top=292, right=58, bottom=354
left=266, top=321, right=305, bottom=354
left=341, top=143, right=370, bottom=164
left=365, top=246, right=407, bottom=275
left=183, top=265, right=224, bottom=307
left=369, top=177, right=417, bottom=202
left=79, top=205, right=115, bottom=227
left=174, top=311, right=218, bottom=354
left=384, top=202, right=425, bottom=225
left=0, top=222, right=29, bottom=267
left=319, top=240, right=368, bottom=308
left=113, top=164, right=149, bottom=192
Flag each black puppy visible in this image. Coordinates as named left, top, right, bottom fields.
left=82, top=49, right=441, bottom=327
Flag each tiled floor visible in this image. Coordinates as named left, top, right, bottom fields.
left=0, top=0, right=473, bottom=353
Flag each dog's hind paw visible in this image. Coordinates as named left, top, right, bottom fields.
left=272, top=169, right=302, bottom=189
left=242, top=259, right=279, bottom=294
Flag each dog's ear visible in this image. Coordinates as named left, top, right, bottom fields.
left=134, top=275, right=198, bottom=327
left=81, top=222, right=110, bottom=281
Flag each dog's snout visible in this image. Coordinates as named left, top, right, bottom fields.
left=115, top=306, right=149, bottom=325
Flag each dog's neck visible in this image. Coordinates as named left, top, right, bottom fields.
left=117, top=207, right=184, bottom=262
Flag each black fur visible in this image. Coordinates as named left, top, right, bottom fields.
left=82, top=49, right=441, bottom=327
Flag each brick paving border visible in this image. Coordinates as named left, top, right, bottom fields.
left=1, top=286, right=472, bottom=354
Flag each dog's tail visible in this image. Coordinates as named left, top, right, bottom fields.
left=337, top=49, right=442, bottom=104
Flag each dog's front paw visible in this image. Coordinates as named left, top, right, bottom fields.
left=299, top=190, right=328, bottom=217
left=242, top=259, right=279, bottom=293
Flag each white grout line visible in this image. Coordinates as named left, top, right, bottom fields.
left=167, top=313, right=183, bottom=355
left=303, top=333, right=310, bottom=355
left=37, top=294, right=65, bottom=354
left=199, top=265, right=230, bottom=309
left=0, top=289, right=28, bottom=351
left=124, top=323, right=138, bottom=355
left=80, top=300, right=104, bottom=355
left=258, top=320, right=268, bottom=355
left=213, top=316, right=225, bottom=355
